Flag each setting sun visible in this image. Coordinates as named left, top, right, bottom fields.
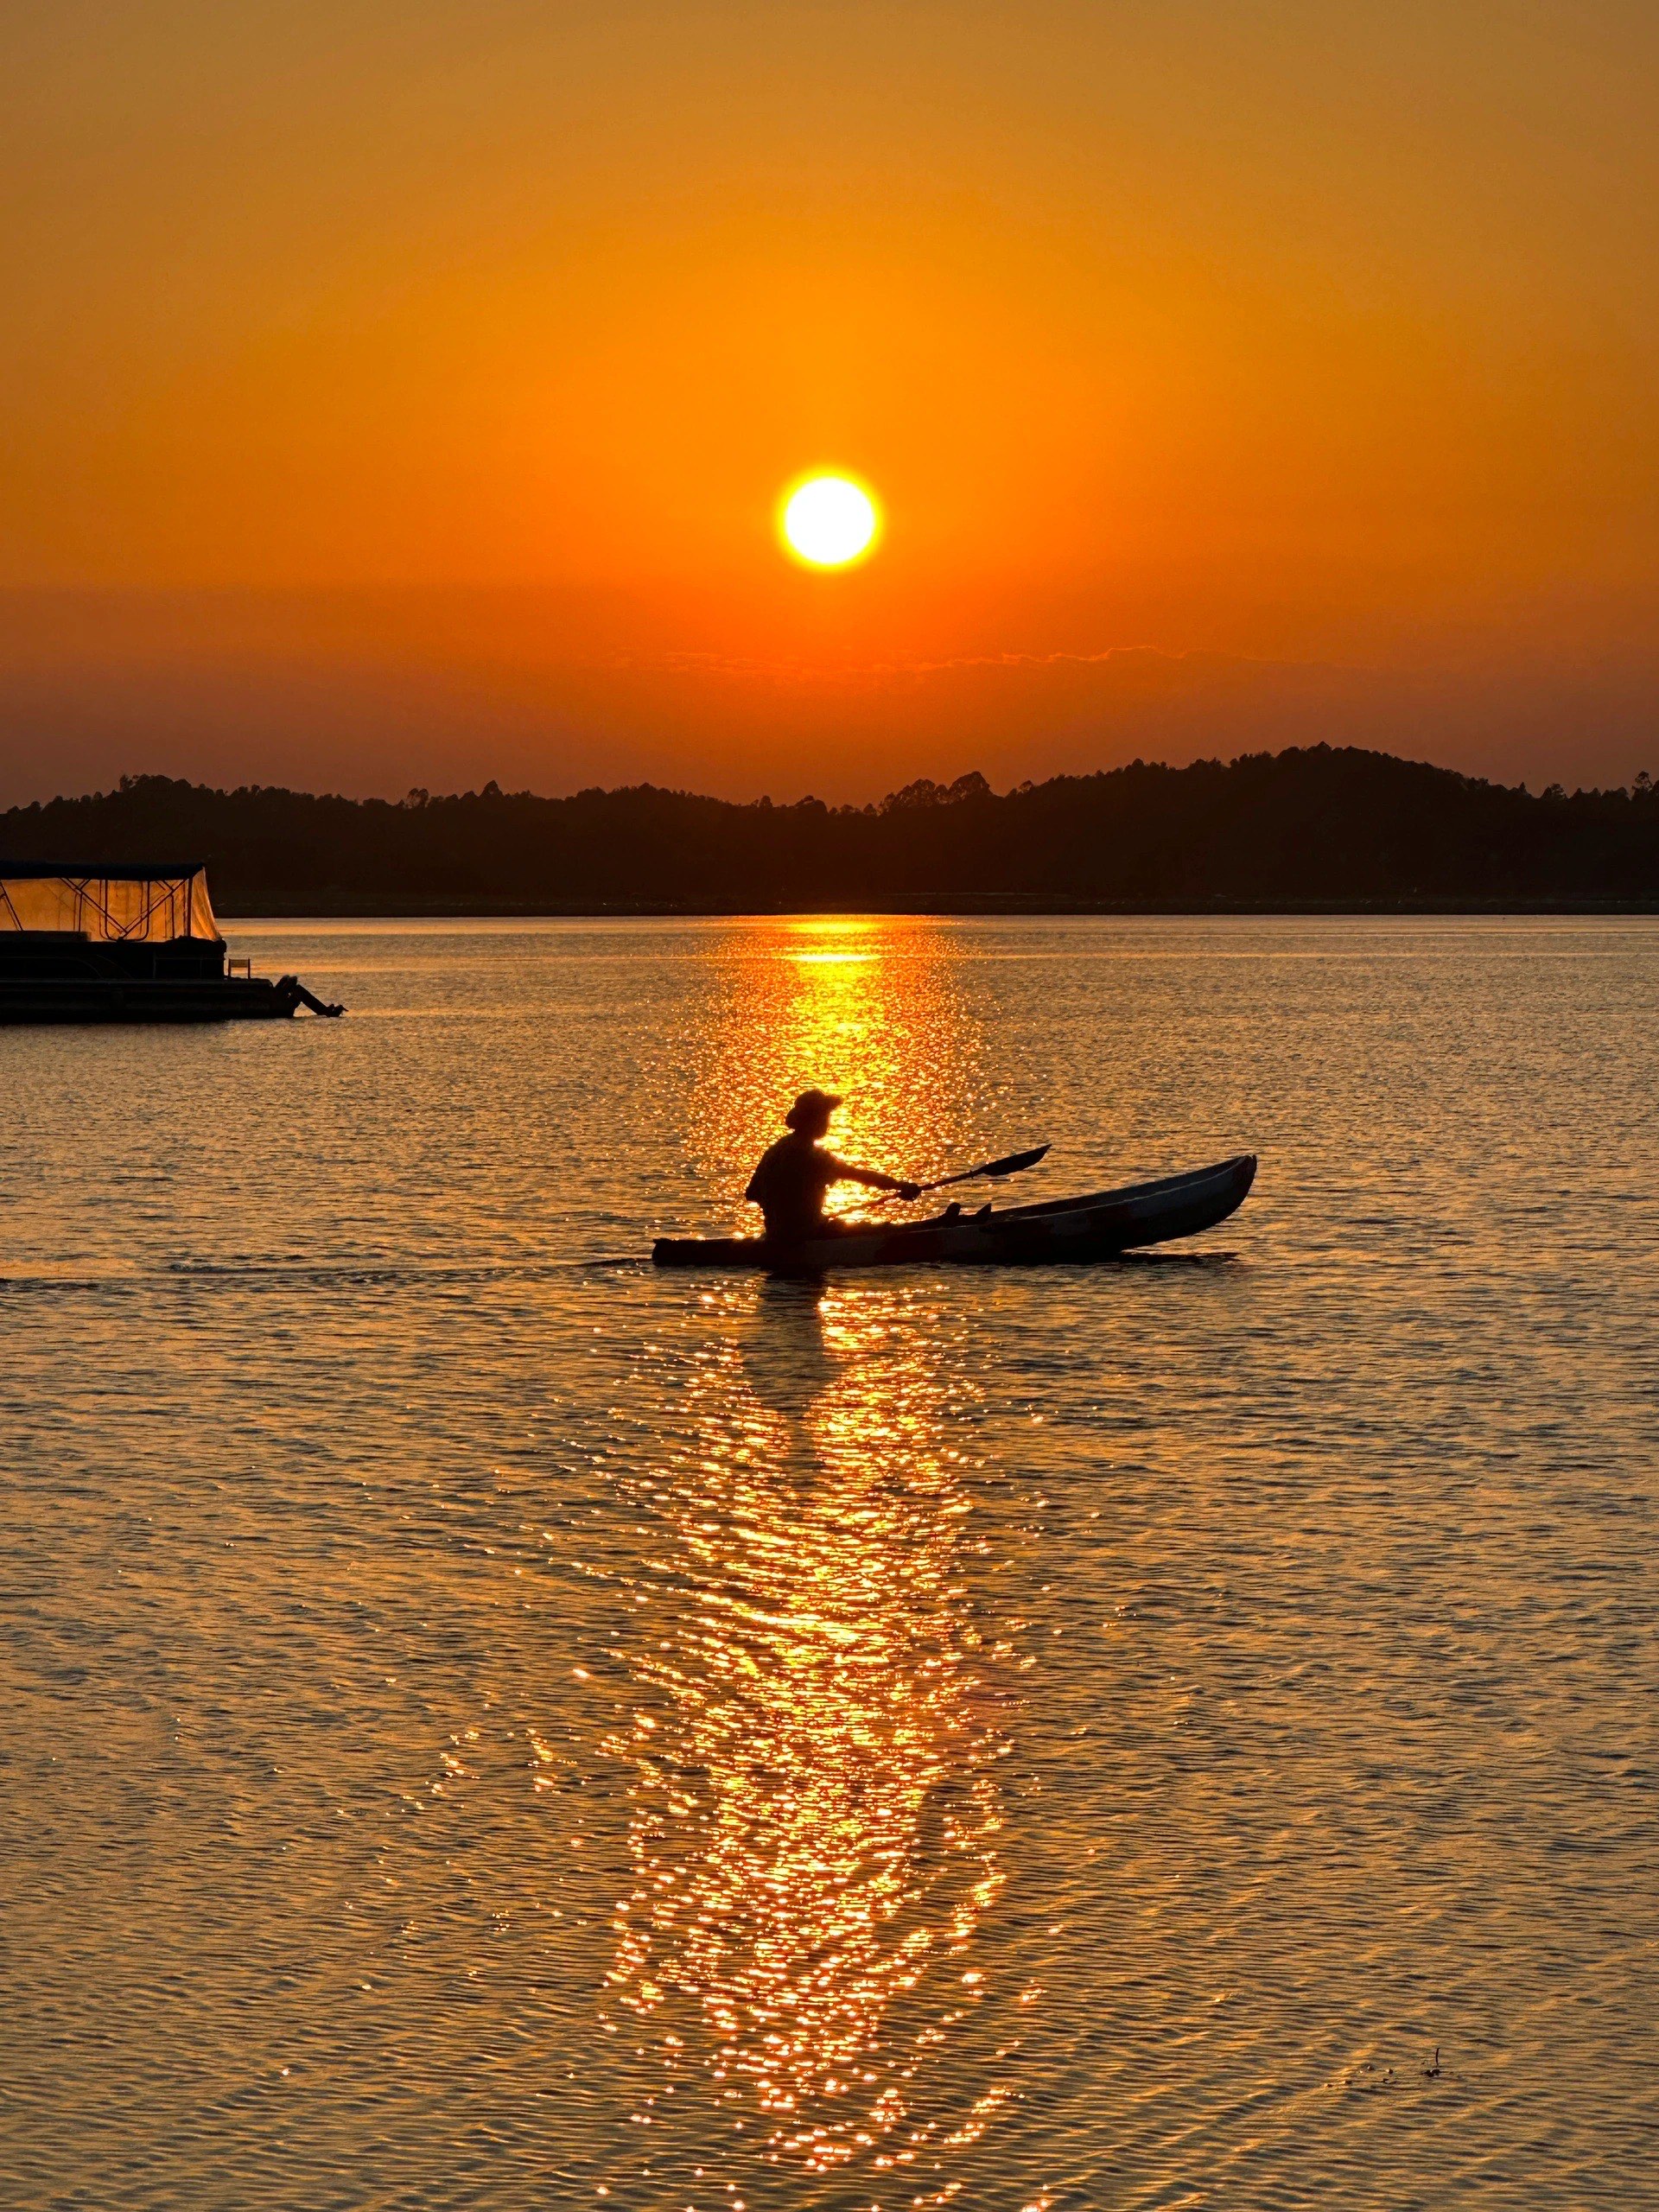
left=779, top=474, right=881, bottom=569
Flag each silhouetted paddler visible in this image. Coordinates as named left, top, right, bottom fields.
left=745, top=1090, right=920, bottom=1243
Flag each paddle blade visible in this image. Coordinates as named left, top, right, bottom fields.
left=981, top=1143, right=1051, bottom=1179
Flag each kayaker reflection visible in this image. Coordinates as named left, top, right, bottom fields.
left=746, top=1090, right=921, bottom=1244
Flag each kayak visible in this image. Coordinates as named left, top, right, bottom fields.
left=652, top=1153, right=1256, bottom=1272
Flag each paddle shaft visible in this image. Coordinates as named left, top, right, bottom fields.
left=867, top=1142, right=1050, bottom=1205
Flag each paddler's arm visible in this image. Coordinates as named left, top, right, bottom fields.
left=826, top=1155, right=922, bottom=1202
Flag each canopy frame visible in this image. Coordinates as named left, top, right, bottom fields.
left=0, top=863, right=219, bottom=944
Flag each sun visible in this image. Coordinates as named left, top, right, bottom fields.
left=779, top=473, right=881, bottom=569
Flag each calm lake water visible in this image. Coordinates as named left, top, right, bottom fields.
left=3, top=916, right=1656, bottom=2209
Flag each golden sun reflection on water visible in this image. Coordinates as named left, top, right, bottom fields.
left=683, top=916, right=988, bottom=1232
left=603, top=1284, right=1008, bottom=2177
left=603, top=918, right=1013, bottom=2182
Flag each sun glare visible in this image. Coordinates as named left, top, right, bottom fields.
left=779, top=474, right=881, bottom=569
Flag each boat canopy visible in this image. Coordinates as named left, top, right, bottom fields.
left=0, top=863, right=219, bottom=944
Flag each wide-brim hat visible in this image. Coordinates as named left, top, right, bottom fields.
left=785, top=1088, right=842, bottom=1129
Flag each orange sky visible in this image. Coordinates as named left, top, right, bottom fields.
left=3, top=1, right=1656, bottom=801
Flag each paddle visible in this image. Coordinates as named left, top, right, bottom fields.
left=868, top=1142, right=1051, bottom=1205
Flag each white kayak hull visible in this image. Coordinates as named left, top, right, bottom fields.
left=652, top=1153, right=1256, bottom=1272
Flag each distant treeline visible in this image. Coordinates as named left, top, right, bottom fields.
left=5, top=746, right=1659, bottom=912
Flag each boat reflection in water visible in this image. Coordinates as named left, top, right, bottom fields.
left=604, top=918, right=1016, bottom=2186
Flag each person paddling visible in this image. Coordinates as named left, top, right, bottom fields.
left=746, top=1090, right=920, bottom=1244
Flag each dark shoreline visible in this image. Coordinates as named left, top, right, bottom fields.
left=220, top=895, right=1659, bottom=919
left=14, top=747, right=1659, bottom=912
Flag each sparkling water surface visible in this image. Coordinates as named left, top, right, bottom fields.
left=3, top=916, right=1656, bottom=2209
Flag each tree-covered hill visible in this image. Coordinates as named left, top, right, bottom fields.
left=3, top=746, right=1656, bottom=912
